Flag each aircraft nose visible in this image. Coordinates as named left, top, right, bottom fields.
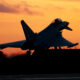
left=64, top=21, right=72, bottom=31
left=65, top=26, right=72, bottom=31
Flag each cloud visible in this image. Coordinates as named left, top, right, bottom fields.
left=45, top=3, right=65, bottom=11
left=20, top=1, right=40, bottom=8
left=0, top=3, right=18, bottom=13
left=0, top=1, right=43, bottom=16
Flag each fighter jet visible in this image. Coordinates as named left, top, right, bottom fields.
left=0, top=18, right=78, bottom=53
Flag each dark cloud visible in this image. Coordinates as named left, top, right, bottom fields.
left=0, top=3, right=18, bottom=13
left=19, top=1, right=43, bottom=15
left=21, top=1, right=41, bottom=8
left=0, top=1, right=43, bottom=16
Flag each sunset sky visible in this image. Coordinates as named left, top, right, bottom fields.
left=0, top=0, right=80, bottom=56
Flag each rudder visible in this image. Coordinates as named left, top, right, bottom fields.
left=21, top=20, right=35, bottom=40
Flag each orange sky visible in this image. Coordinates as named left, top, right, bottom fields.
left=0, top=0, right=80, bottom=56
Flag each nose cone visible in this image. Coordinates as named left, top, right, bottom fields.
left=64, top=22, right=72, bottom=31
left=65, top=26, right=72, bottom=31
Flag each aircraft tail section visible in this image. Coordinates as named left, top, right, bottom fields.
left=21, top=20, right=35, bottom=40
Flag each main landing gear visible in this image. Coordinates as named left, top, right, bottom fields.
left=26, top=50, right=31, bottom=56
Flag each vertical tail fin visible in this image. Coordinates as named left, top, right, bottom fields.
left=21, top=20, right=35, bottom=40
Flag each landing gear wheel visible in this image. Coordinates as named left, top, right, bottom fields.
left=26, top=50, right=31, bottom=56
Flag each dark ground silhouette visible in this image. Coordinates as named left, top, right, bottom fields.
left=0, top=49, right=80, bottom=75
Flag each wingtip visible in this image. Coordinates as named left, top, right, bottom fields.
left=68, top=43, right=79, bottom=48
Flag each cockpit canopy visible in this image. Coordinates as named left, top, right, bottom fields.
left=55, top=18, right=62, bottom=22
left=52, top=18, right=63, bottom=24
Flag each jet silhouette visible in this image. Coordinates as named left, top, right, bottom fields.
left=0, top=18, right=78, bottom=54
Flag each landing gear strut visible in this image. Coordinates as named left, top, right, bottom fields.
left=26, top=50, right=31, bottom=56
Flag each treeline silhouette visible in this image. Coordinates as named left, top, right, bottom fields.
left=0, top=49, right=80, bottom=75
